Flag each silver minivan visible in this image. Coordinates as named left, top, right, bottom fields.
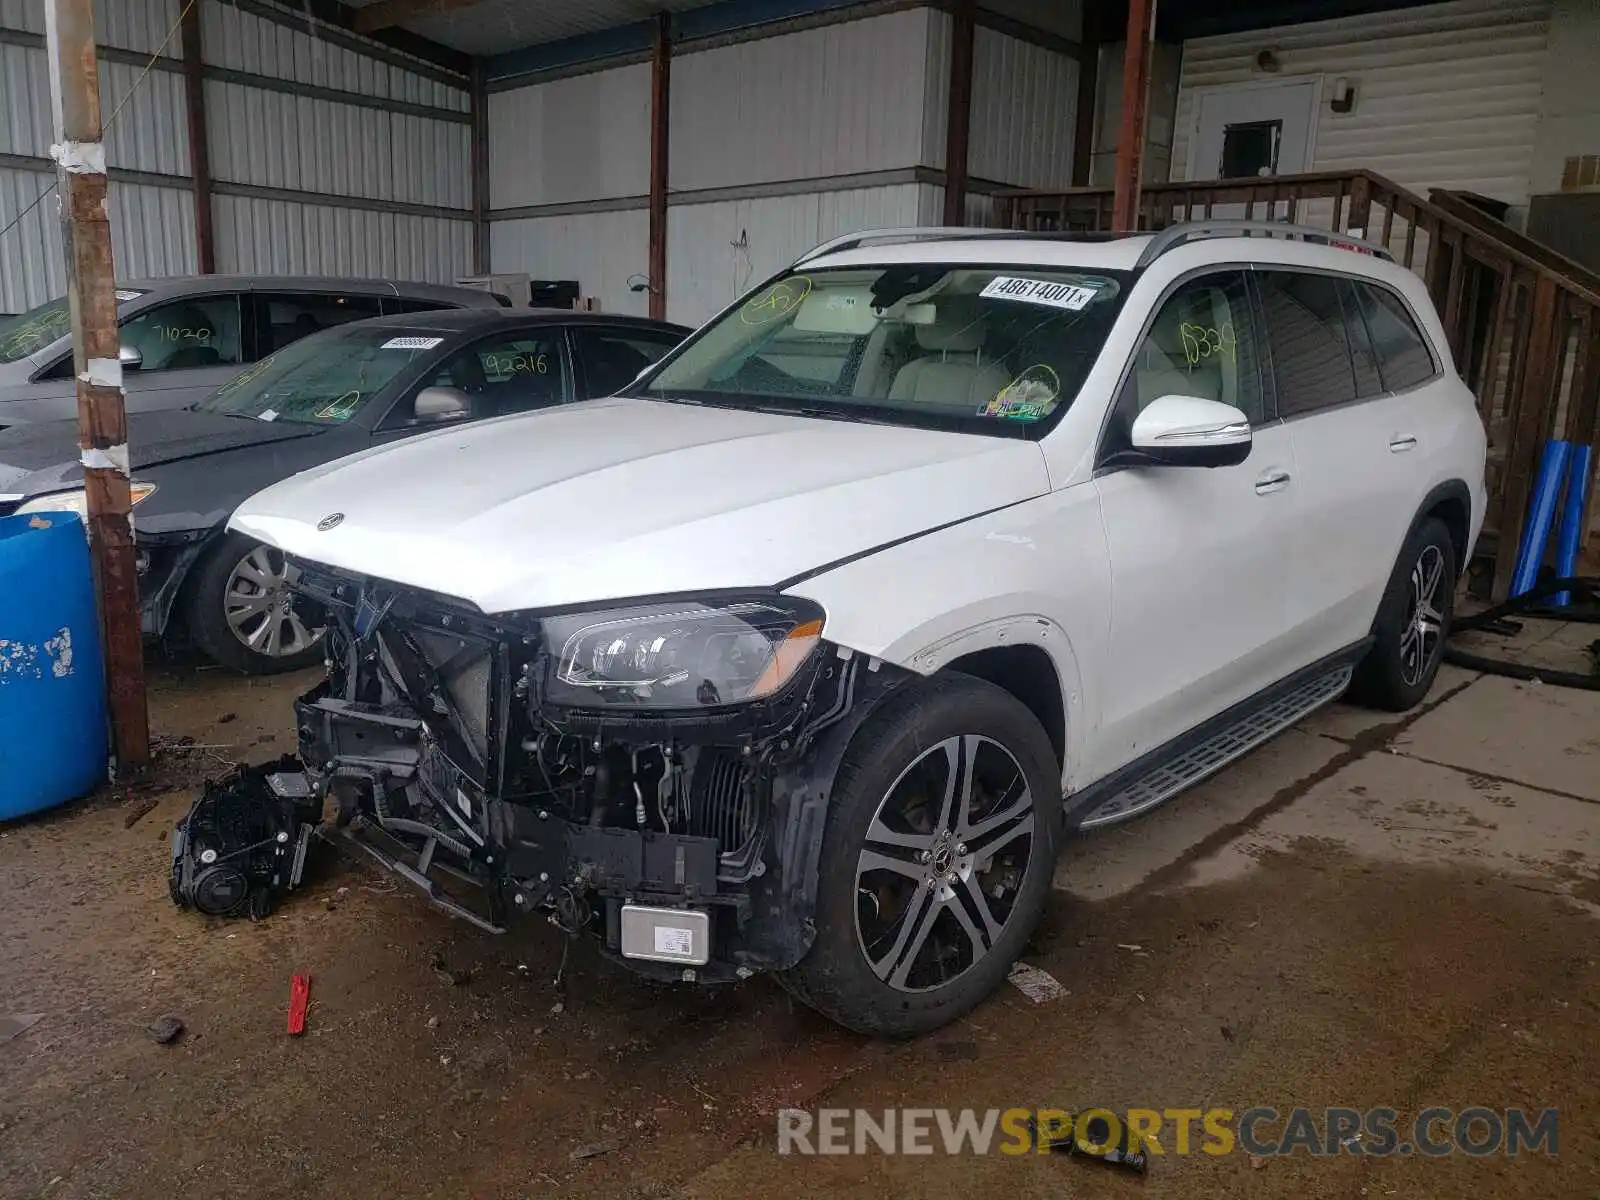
left=0, top=275, right=507, bottom=427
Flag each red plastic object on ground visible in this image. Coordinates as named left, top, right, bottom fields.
left=287, top=974, right=311, bottom=1035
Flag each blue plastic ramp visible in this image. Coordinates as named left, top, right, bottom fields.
left=0, top=513, right=108, bottom=819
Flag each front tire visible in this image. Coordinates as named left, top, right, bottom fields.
left=1350, top=517, right=1455, bottom=711
left=778, top=673, right=1061, bottom=1037
left=184, top=533, right=326, bottom=675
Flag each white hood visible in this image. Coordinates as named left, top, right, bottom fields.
left=229, top=396, right=1051, bottom=613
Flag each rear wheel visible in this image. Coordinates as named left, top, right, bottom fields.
left=184, top=533, right=326, bottom=674
left=1350, top=517, right=1455, bottom=711
left=778, top=673, right=1061, bottom=1037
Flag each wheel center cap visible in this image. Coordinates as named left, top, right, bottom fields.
left=932, top=844, right=955, bottom=874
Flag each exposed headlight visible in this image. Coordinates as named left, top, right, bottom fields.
left=543, top=597, right=825, bottom=710
left=15, top=482, right=156, bottom=518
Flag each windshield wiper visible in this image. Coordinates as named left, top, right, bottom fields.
left=749, top=402, right=890, bottom=425
left=641, top=390, right=887, bottom=424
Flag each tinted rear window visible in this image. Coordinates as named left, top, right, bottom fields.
left=1256, top=271, right=1360, bottom=417
left=1355, top=283, right=1438, bottom=392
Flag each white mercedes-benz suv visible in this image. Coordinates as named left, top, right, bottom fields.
left=232, top=223, right=1487, bottom=1036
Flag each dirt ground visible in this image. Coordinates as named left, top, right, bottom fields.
left=2, top=620, right=1598, bottom=1199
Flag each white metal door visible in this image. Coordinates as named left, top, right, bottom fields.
left=1187, top=80, right=1320, bottom=181
left=1090, top=423, right=1300, bottom=777
left=1281, top=401, right=1423, bottom=660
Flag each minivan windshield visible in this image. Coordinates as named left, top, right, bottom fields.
left=199, top=324, right=444, bottom=424
left=638, top=264, right=1127, bottom=429
left=0, top=291, right=148, bottom=364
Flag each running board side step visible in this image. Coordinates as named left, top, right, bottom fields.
left=1067, top=651, right=1363, bottom=830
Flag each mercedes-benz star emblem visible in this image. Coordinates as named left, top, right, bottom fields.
left=317, top=512, right=345, bottom=531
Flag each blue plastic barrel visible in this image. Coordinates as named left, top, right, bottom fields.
left=0, top=512, right=108, bottom=819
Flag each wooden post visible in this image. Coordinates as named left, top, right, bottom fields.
left=1110, top=0, right=1156, bottom=233
left=1071, top=0, right=1100, bottom=187
left=942, top=0, right=974, bottom=225
left=1346, top=173, right=1371, bottom=236
left=1491, top=275, right=1563, bottom=600
left=470, top=58, right=489, bottom=275
left=44, top=0, right=150, bottom=772
left=648, top=12, right=671, bottom=320
left=179, top=0, right=214, bottom=273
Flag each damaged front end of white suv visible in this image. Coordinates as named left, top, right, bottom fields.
left=287, top=562, right=911, bottom=979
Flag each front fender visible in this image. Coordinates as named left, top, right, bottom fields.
left=785, top=484, right=1112, bottom=793
left=889, top=610, right=1085, bottom=790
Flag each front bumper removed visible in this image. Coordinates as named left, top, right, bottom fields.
left=293, top=689, right=733, bottom=972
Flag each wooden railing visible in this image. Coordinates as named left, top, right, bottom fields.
left=994, top=170, right=1600, bottom=596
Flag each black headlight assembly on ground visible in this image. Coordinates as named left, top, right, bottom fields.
left=169, top=756, right=322, bottom=919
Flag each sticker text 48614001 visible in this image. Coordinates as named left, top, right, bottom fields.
left=980, top=276, right=1099, bottom=311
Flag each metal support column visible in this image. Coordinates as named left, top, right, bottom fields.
left=1111, top=0, right=1156, bottom=233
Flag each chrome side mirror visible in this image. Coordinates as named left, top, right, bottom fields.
left=1130, top=394, right=1252, bottom=468
left=119, top=345, right=143, bottom=370
left=413, top=386, right=470, bottom=423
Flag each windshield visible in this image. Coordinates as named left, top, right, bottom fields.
left=0, top=291, right=148, bottom=364
left=639, top=264, right=1126, bottom=429
left=199, top=324, right=446, bottom=424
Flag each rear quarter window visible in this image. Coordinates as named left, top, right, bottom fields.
left=1354, top=282, right=1438, bottom=392
left=1255, top=270, right=1361, bottom=417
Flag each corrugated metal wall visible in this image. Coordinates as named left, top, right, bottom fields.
left=215, top=194, right=470, bottom=281
left=205, top=82, right=469, bottom=209
left=489, top=63, right=650, bottom=208
left=0, top=168, right=65, bottom=313
left=0, top=171, right=196, bottom=311
left=968, top=25, right=1078, bottom=188
left=201, top=2, right=472, bottom=277
left=1171, top=0, right=1552, bottom=208
left=0, top=46, right=188, bottom=173
left=665, top=183, right=929, bottom=326
left=669, top=9, right=937, bottom=190
left=918, top=9, right=1079, bottom=186
left=0, top=0, right=473, bottom=311
left=486, top=6, right=1087, bottom=318
left=982, top=0, right=1083, bottom=41
left=492, top=210, right=651, bottom=317
left=201, top=1, right=468, bottom=112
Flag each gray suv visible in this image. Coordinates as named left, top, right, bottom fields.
left=0, top=276, right=507, bottom=427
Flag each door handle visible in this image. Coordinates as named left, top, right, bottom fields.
left=1389, top=435, right=1418, bottom=453
left=1254, top=470, right=1291, bottom=495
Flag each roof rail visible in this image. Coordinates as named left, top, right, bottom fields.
left=1134, top=219, right=1395, bottom=269
left=791, top=227, right=1027, bottom=268
left=791, top=226, right=1125, bottom=268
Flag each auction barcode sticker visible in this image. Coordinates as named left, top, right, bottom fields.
left=981, top=276, right=1098, bottom=311
left=381, top=336, right=444, bottom=350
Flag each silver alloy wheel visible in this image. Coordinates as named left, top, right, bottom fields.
left=1399, top=543, right=1446, bottom=687
left=223, top=543, right=323, bottom=659
left=854, top=735, right=1035, bottom=993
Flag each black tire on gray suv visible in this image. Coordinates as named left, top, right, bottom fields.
left=779, top=673, right=1061, bottom=1037
left=1351, top=516, right=1456, bottom=712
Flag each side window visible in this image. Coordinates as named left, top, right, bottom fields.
left=422, top=331, right=569, bottom=420
left=572, top=327, right=682, bottom=397
left=1355, top=283, right=1438, bottom=392
left=1339, top=279, right=1384, bottom=399
left=255, top=292, right=383, bottom=356
left=385, top=297, right=460, bottom=315
left=1255, top=271, right=1362, bottom=417
left=1125, top=270, right=1267, bottom=424
left=117, top=294, right=244, bottom=372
